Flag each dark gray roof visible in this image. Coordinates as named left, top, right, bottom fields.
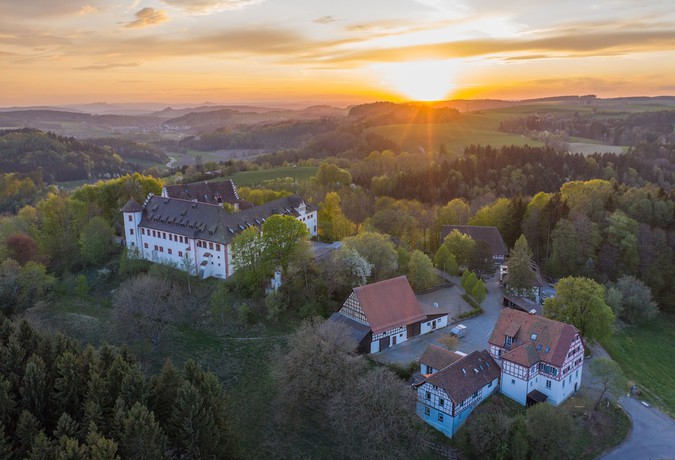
left=441, top=225, right=508, bottom=257
left=325, top=312, right=371, bottom=345
left=418, top=350, right=500, bottom=405
left=138, top=194, right=314, bottom=245
left=121, top=197, right=143, bottom=213
left=163, top=180, right=242, bottom=206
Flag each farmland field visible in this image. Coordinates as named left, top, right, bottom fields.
left=214, top=166, right=318, bottom=185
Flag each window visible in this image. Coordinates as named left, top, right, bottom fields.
left=178, top=251, right=183, bottom=257
left=209, top=242, right=214, bottom=250
left=159, top=246, right=164, bottom=252
left=439, top=398, right=444, bottom=407
left=154, top=245, right=158, bottom=251
left=142, top=228, right=145, bottom=235
left=530, top=333, right=538, bottom=341
left=128, top=214, right=132, bottom=221
left=546, top=380, right=551, bottom=389
left=216, top=243, right=220, bottom=251
left=426, top=391, right=431, bottom=401
left=563, top=380, right=565, bottom=388
left=576, top=370, right=579, bottom=377
left=488, top=381, right=492, bottom=388
left=129, top=229, right=134, bottom=235
left=424, top=407, right=430, bottom=416
left=168, top=249, right=172, bottom=255
left=163, top=232, right=166, bottom=239
left=505, top=336, right=512, bottom=347
left=144, top=243, right=148, bottom=249
left=438, top=413, right=444, bottom=422
left=511, top=379, right=515, bottom=385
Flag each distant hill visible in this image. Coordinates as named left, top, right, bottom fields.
left=348, top=102, right=460, bottom=125
left=0, top=129, right=128, bottom=182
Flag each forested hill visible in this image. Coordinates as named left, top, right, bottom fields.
left=348, top=101, right=460, bottom=125
left=0, top=129, right=127, bottom=182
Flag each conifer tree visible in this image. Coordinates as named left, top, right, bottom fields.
left=506, top=235, right=536, bottom=296
left=148, top=359, right=184, bottom=425
left=118, top=402, right=166, bottom=460
left=471, top=279, right=487, bottom=305
left=26, top=432, right=54, bottom=460
left=16, top=410, right=42, bottom=457
left=53, top=352, right=82, bottom=417
left=54, top=413, right=79, bottom=440
left=19, top=356, right=48, bottom=425
left=0, top=423, right=13, bottom=460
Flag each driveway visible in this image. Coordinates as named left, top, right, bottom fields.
left=372, top=270, right=505, bottom=366
left=601, top=396, right=675, bottom=460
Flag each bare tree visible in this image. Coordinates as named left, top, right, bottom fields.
left=113, top=274, right=182, bottom=347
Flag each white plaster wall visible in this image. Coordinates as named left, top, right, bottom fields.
left=501, top=374, right=528, bottom=406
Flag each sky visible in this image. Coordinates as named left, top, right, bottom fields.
left=1, top=0, right=675, bottom=106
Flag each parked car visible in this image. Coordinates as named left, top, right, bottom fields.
left=450, top=324, right=467, bottom=337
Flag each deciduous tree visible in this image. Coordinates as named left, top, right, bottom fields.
left=589, top=358, right=626, bottom=411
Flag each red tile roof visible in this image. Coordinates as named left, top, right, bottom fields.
left=489, top=309, right=579, bottom=368
left=501, top=341, right=540, bottom=367
left=420, top=350, right=500, bottom=405
left=419, top=345, right=463, bottom=371
left=353, top=276, right=426, bottom=334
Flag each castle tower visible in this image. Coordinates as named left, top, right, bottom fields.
left=121, top=197, right=144, bottom=250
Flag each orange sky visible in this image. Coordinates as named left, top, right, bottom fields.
left=1, top=0, right=675, bottom=106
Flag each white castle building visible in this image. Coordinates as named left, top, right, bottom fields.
left=122, top=193, right=317, bottom=279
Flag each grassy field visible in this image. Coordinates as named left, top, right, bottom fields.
left=602, top=314, right=675, bottom=415
left=213, top=166, right=318, bottom=185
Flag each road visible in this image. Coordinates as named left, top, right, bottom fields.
left=601, top=396, right=675, bottom=460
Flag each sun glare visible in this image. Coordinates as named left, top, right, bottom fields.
left=378, top=60, right=459, bottom=102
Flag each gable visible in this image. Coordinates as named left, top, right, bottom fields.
left=352, top=276, right=426, bottom=334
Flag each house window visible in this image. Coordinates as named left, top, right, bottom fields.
left=424, top=407, right=430, bottom=416
left=159, top=246, right=164, bottom=252
left=216, top=243, right=220, bottom=251
left=144, top=243, right=148, bottom=249
left=128, top=214, right=132, bottom=221
left=546, top=380, right=551, bottom=389
left=426, top=391, right=431, bottom=401
left=563, top=380, right=565, bottom=388
left=168, top=249, right=172, bottom=255
left=505, top=336, right=512, bottom=348
left=511, top=379, right=515, bottom=385
left=209, top=242, right=214, bottom=250
left=129, top=229, right=134, bottom=235
left=530, top=333, right=538, bottom=341
left=154, top=245, right=158, bottom=251
left=439, top=398, right=444, bottom=407
left=488, top=381, right=492, bottom=388
left=438, top=413, right=444, bottom=422
left=178, top=251, right=183, bottom=257
left=576, top=370, right=579, bottom=377
left=142, top=228, right=145, bottom=235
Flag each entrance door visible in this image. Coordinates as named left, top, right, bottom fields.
left=379, top=337, right=390, bottom=351
left=392, top=335, right=397, bottom=346
left=574, top=382, right=578, bottom=392
left=407, top=322, right=420, bottom=338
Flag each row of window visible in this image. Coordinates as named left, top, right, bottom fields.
left=144, top=243, right=183, bottom=258
left=140, top=228, right=223, bottom=252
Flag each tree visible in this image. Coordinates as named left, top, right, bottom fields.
left=315, top=163, right=352, bottom=187
left=525, top=403, right=577, bottom=459
left=466, top=410, right=512, bottom=459
left=467, top=240, right=494, bottom=278
left=462, top=271, right=478, bottom=294
left=262, top=214, right=310, bottom=272
left=17, top=262, right=55, bottom=308
left=605, top=210, right=639, bottom=276
left=342, top=232, right=398, bottom=281
left=434, top=245, right=457, bottom=275
left=589, top=358, right=626, bottom=411
left=118, top=402, right=166, bottom=460
left=327, top=367, right=422, bottom=459
left=406, top=250, right=437, bottom=291
left=506, top=235, right=535, bottom=295
left=471, top=279, right=487, bottom=305
left=544, top=277, right=614, bottom=343
left=330, top=247, right=372, bottom=288
left=79, top=216, right=115, bottom=266
left=4, top=233, right=38, bottom=265
left=318, top=192, right=355, bottom=242
left=273, top=318, right=366, bottom=419
left=548, top=219, right=579, bottom=277
left=231, top=226, right=267, bottom=294
left=113, top=274, right=182, bottom=347
left=437, top=334, right=458, bottom=351
left=610, top=275, right=659, bottom=324
left=180, top=252, right=196, bottom=295
left=442, top=229, right=476, bottom=266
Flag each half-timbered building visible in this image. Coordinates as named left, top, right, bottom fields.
left=488, top=309, right=584, bottom=406
left=326, top=276, right=449, bottom=353
left=122, top=192, right=317, bottom=280
left=415, top=348, right=500, bottom=437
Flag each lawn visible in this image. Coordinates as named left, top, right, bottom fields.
left=213, top=165, right=318, bottom=185
left=601, top=313, right=675, bottom=415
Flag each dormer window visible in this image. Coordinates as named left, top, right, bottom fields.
left=505, top=336, right=513, bottom=348
left=530, top=333, right=538, bottom=341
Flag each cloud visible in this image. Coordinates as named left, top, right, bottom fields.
left=75, top=62, right=140, bottom=70
left=78, top=5, right=99, bottom=15
left=125, top=8, right=168, bottom=29
left=313, top=16, right=339, bottom=24
left=161, top=0, right=265, bottom=14
left=0, top=0, right=105, bottom=18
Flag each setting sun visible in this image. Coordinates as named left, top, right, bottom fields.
left=377, top=60, right=459, bottom=102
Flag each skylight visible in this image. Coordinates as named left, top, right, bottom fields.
left=530, top=333, right=538, bottom=341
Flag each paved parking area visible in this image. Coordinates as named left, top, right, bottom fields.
left=372, top=274, right=505, bottom=366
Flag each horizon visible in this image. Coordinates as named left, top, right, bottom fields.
left=1, top=0, right=675, bottom=106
